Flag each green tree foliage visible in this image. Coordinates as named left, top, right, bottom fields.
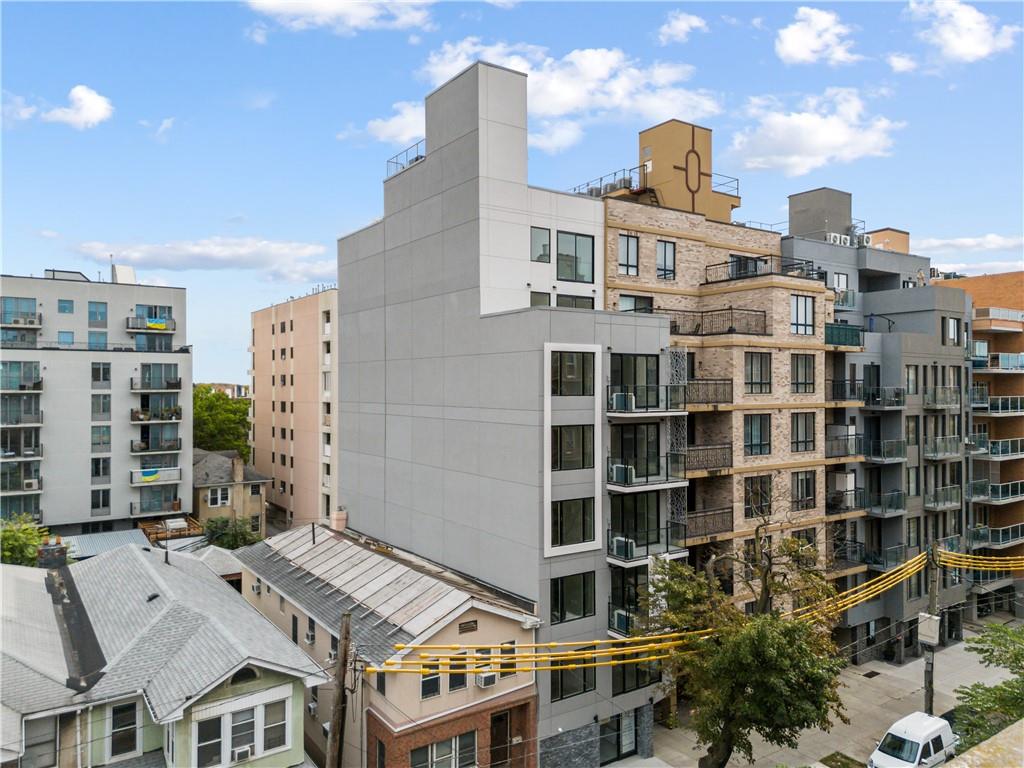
left=954, top=623, right=1024, bottom=750
left=1, top=514, right=49, bottom=566
left=204, top=516, right=260, bottom=550
left=193, top=384, right=250, bottom=461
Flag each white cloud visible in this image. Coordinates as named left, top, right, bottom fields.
left=775, top=7, right=863, bottom=66
left=37, top=229, right=60, bottom=239
left=77, top=236, right=332, bottom=283
left=887, top=53, right=918, bottom=72
left=909, top=0, right=1020, bottom=63
left=485, top=0, right=518, bottom=8
left=730, top=88, right=904, bottom=176
left=527, top=120, right=584, bottom=153
left=915, top=234, right=1024, bottom=255
left=248, top=0, right=434, bottom=36
left=932, top=259, right=1023, bottom=275
left=751, top=17, right=766, bottom=31
left=363, top=101, right=425, bottom=144
left=3, top=91, right=37, bottom=125
left=721, top=15, right=740, bottom=27
left=41, top=85, right=113, bottom=129
left=243, top=90, right=277, bottom=110
left=245, top=21, right=268, bottom=44
left=658, top=11, right=708, bottom=45
left=155, top=117, right=175, bottom=142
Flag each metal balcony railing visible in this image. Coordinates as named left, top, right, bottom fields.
left=865, top=439, right=907, bottom=461
left=825, top=434, right=864, bottom=458
left=385, top=138, right=426, bottom=179
left=684, top=378, right=733, bottom=404
left=0, top=444, right=42, bottom=460
left=606, top=523, right=688, bottom=562
left=924, top=485, right=962, bottom=510
left=129, top=499, right=182, bottom=517
left=825, top=323, right=864, bottom=347
left=608, top=601, right=640, bottom=636
left=863, top=387, right=906, bottom=408
left=685, top=508, right=734, bottom=538
left=971, top=523, right=1024, bottom=548
left=669, top=308, right=769, bottom=336
left=606, top=454, right=686, bottom=487
left=968, top=570, right=1012, bottom=586
left=867, top=490, right=906, bottom=516
left=571, top=164, right=647, bottom=196
left=703, top=256, right=824, bottom=285
left=924, top=386, right=961, bottom=408
left=130, top=406, right=183, bottom=422
left=967, top=479, right=991, bottom=502
left=131, top=377, right=182, bottom=391
left=126, top=316, right=176, bottom=331
left=990, top=481, right=1024, bottom=504
left=865, top=543, right=911, bottom=570
left=989, top=438, right=1024, bottom=459
left=0, top=312, right=42, bottom=327
left=989, top=396, right=1024, bottom=415
left=826, top=379, right=864, bottom=401
left=129, top=467, right=182, bottom=485
left=923, top=434, right=962, bottom=460
left=685, top=444, right=732, bottom=471
left=826, top=488, right=866, bottom=514
left=1, top=339, right=191, bottom=353
left=606, top=385, right=686, bottom=413
left=0, top=410, right=43, bottom=426
left=969, top=385, right=989, bottom=406
left=0, top=377, right=43, bottom=392
left=130, top=438, right=183, bottom=453
left=984, top=352, right=1024, bottom=371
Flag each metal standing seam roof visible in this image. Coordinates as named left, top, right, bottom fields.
left=64, top=529, right=151, bottom=559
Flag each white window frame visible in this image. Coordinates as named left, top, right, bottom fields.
left=190, top=684, right=293, bottom=768
left=22, top=716, right=58, bottom=768
left=106, top=700, right=143, bottom=763
left=208, top=486, right=231, bottom=508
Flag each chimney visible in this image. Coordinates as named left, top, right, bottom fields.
left=330, top=506, right=348, bottom=532
left=37, top=536, right=68, bottom=569
left=231, top=454, right=244, bottom=483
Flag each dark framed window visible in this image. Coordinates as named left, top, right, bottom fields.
left=793, top=526, right=816, bottom=549
left=550, top=571, right=595, bottom=624
left=612, top=648, right=660, bottom=695
left=551, top=645, right=596, bottom=701
left=618, top=235, right=638, bottom=276
left=790, top=295, right=814, bottom=335
left=551, top=497, right=595, bottom=547
left=556, top=231, right=594, bottom=283
left=905, top=365, right=918, bottom=395
left=531, top=226, right=550, bottom=263
left=791, top=354, right=815, bottom=393
left=530, top=291, right=550, bottom=307
left=619, top=294, right=653, bottom=313
left=499, top=641, right=516, bottom=677
left=447, top=652, right=467, bottom=691
left=551, top=425, right=594, bottom=470
left=744, top=352, right=772, bottom=394
left=743, top=414, right=771, bottom=456
left=906, top=415, right=919, bottom=446
left=420, top=663, right=440, bottom=699
left=551, top=351, right=594, bottom=396
left=744, top=475, right=772, bottom=518
left=791, top=470, right=816, bottom=511
left=556, top=294, right=594, bottom=309
left=791, top=412, right=815, bottom=452
left=610, top=492, right=659, bottom=545
left=376, top=739, right=385, bottom=768
left=656, top=241, right=675, bottom=280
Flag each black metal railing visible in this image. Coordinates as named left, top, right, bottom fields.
left=863, top=387, right=906, bottom=408
left=670, top=308, right=769, bottom=336
left=703, top=256, right=824, bottom=285
left=126, top=316, right=176, bottom=331
left=684, top=378, right=733, bottom=404
left=0, top=312, right=42, bottom=326
left=685, top=508, right=733, bottom=538
left=685, top=444, right=732, bottom=471
left=826, top=488, right=866, bottom=514
left=825, top=434, right=864, bottom=458
left=606, top=523, right=688, bottom=562
left=130, top=438, right=183, bottom=453
left=131, top=377, right=182, bottom=391
left=826, top=379, right=864, bottom=401
left=607, top=454, right=686, bottom=486
left=571, top=164, right=646, bottom=196
left=130, top=406, right=183, bottom=422
left=606, top=385, right=686, bottom=413
left=386, top=138, right=426, bottom=178
left=608, top=601, right=640, bottom=635
left=0, top=339, right=190, bottom=353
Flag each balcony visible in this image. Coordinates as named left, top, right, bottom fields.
left=0, top=312, right=42, bottom=328
left=0, top=377, right=43, bottom=393
left=987, top=396, right=1024, bottom=416
left=130, top=406, right=183, bottom=423
left=685, top=507, right=734, bottom=538
left=967, top=478, right=991, bottom=502
left=129, top=467, right=182, bottom=486
left=131, top=377, right=182, bottom=391
left=864, top=439, right=907, bottom=463
left=989, top=438, right=1024, bottom=460
left=669, top=308, right=769, bottom=337
left=834, top=289, right=856, bottom=311
left=0, top=476, right=42, bottom=493
left=969, top=523, right=1024, bottom=550
left=970, top=385, right=989, bottom=407
left=0, top=444, right=43, bottom=461
left=608, top=601, right=640, bottom=637
left=606, top=454, right=687, bottom=492
left=130, top=438, right=183, bottom=454
left=703, top=255, right=824, bottom=285
left=684, top=378, right=733, bottom=405
left=826, top=488, right=866, bottom=515
left=980, top=352, right=1024, bottom=372
left=825, top=323, right=864, bottom=348
left=865, top=543, right=917, bottom=571
left=129, top=499, right=184, bottom=518
left=685, top=444, right=732, bottom=472
left=989, top=480, right=1024, bottom=505
left=606, top=385, right=687, bottom=416
left=863, top=387, right=906, bottom=409
left=923, top=435, right=962, bottom=460
left=924, top=485, right=962, bottom=511
left=825, top=434, right=864, bottom=459
left=867, top=490, right=907, bottom=518
left=126, top=316, right=176, bottom=332
left=0, top=410, right=43, bottom=427
left=826, top=379, right=864, bottom=402
left=606, top=523, right=688, bottom=566
left=967, top=433, right=989, bottom=455
left=828, top=540, right=867, bottom=569
left=923, top=386, right=961, bottom=409
left=969, top=340, right=989, bottom=362
left=968, top=570, right=1013, bottom=593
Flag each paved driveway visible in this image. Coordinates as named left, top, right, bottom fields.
left=648, top=619, right=1017, bottom=767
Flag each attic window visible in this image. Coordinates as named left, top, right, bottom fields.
left=458, top=620, right=478, bottom=635
left=230, top=666, right=260, bottom=685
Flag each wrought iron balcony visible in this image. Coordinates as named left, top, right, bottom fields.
left=684, top=507, right=734, bottom=538
left=825, top=323, right=864, bottom=347
left=826, top=379, right=864, bottom=402
left=606, top=523, right=688, bottom=565
left=685, top=444, right=732, bottom=471
left=703, top=256, right=825, bottom=285
left=924, top=485, right=962, bottom=511
left=867, top=490, right=907, bottom=517
left=825, top=434, right=864, bottom=458
left=606, top=385, right=687, bottom=414
left=669, top=308, right=769, bottom=337
left=684, top=378, right=733, bottom=404
left=864, top=439, right=907, bottom=462
left=131, top=377, right=182, bottom=391
left=126, top=316, right=176, bottom=332
left=826, top=488, right=866, bottom=514
left=923, top=386, right=961, bottom=409
left=922, top=435, right=962, bottom=460
left=606, top=453, right=686, bottom=490
left=990, top=480, right=1024, bottom=504
left=863, top=387, right=906, bottom=409
left=989, top=438, right=1024, bottom=460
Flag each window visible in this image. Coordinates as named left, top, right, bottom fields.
left=551, top=497, right=595, bottom=547
left=411, top=733, right=476, bottom=768
left=556, top=231, right=594, bottom=283
left=250, top=483, right=261, bottom=496
left=499, top=641, right=516, bottom=677
left=550, top=571, right=595, bottom=624
left=791, top=354, right=815, bottom=393
left=377, top=739, right=386, bottom=768
left=907, top=569, right=923, bottom=600
left=88, top=301, right=107, bottom=327
left=833, top=272, right=848, bottom=291
left=231, top=708, right=256, bottom=753
left=619, top=294, right=653, bottom=313
left=91, top=457, right=110, bottom=482
left=448, top=652, right=468, bottom=691
left=790, top=295, right=814, bottom=335
left=793, top=527, right=817, bottom=549
left=91, top=394, right=111, bottom=421
left=196, top=717, right=221, bottom=768
left=612, top=649, right=660, bottom=695
left=58, top=299, right=74, bottom=314
left=420, top=663, right=440, bottom=699
left=91, top=426, right=111, bottom=453
left=907, top=466, right=919, bottom=497
left=743, top=414, right=771, bottom=456
left=530, top=290, right=551, bottom=306
left=90, top=331, right=110, bottom=351
left=610, top=492, right=659, bottom=544
left=231, top=667, right=259, bottom=685
left=618, top=234, right=638, bottom=276
left=208, top=487, right=231, bottom=507
left=791, top=470, right=816, bottom=511
left=656, top=240, right=675, bottom=280
left=551, top=351, right=594, bottom=396
left=551, top=646, right=596, bottom=701
left=945, top=317, right=960, bottom=345
left=22, top=717, right=57, bottom=768
left=279, top=595, right=285, bottom=613
left=907, top=517, right=920, bottom=548
left=57, top=330, right=74, bottom=345
left=791, top=412, right=815, bottom=452
left=529, top=226, right=550, bottom=262
left=91, top=362, right=111, bottom=389
left=744, top=475, right=772, bottom=518
left=263, top=700, right=287, bottom=750
left=307, top=617, right=316, bottom=644
left=556, top=294, right=594, bottom=309
left=905, top=365, right=918, bottom=395
left=906, top=416, right=919, bottom=446
left=744, top=352, right=772, bottom=394
left=109, top=702, right=138, bottom=758
left=551, top=425, right=593, bottom=470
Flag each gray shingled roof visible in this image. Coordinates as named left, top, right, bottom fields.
left=193, top=448, right=270, bottom=486
left=195, top=545, right=243, bottom=576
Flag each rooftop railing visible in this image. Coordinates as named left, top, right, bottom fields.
left=703, top=255, right=824, bottom=285
left=669, top=308, right=769, bottom=336
left=385, top=138, right=426, bottom=178
left=571, top=164, right=646, bottom=196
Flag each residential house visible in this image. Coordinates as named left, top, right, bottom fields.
left=192, top=448, right=270, bottom=537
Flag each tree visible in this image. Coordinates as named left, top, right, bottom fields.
left=1, top=514, right=49, bottom=566
left=204, top=516, right=260, bottom=549
left=953, top=623, right=1024, bottom=750
left=193, top=384, right=251, bottom=461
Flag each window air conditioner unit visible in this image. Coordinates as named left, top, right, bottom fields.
left=304, top=631, right=316, bottom=644
left=611, top=392, right=635, bottom=412
left=22, top=479, right=39, bottom=491
left=231, top=746, right=252, bottom=763
left=476, top=672, right=497, bottom=688
left=612, top=609, right=630, bottom=634
left=859, top=233, right=872, bottom=247
left=826, top=232, right=842, bottom=245
left=610, top=464, right=635, bottom=485
left=612, top=536, right=635, bottom=559
left=307, top=702, right=318, bottom=718
left=251, top=584, right=261, bottom=595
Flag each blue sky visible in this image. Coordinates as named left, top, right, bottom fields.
left=4, top=1, right=1022, bottom=382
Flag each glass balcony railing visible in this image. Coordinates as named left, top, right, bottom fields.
left=923, top=386, right=961, bottom=408
left=865, top=439, right=907, bottom=462
left=685, top=507, right=734, bottom=538
left=131, top=376, right=182, bottom=391
left=828, top=540, right=866, bottom=566
left=969, top=340, right=989, bottom=360
left=867, top=490, right=906, bottom=516
left=826, top=488, right=866, bottom=514
left=606, top=385, right=686, bottom=413
left=685, top=444, right=732, bottom=471
left=989, top=438, right=1024, bottom=459
left=606, top=453, right=686, bottom=487
left=989, top=396, right=1024, bottom=415
left=984, top=352, right=1024, bottom=371
left=825, top=434, right=864, bottom=458
left=0, top=377, right=43, bottom=392
left=0, top=410, right=43, bottom=426
left=863, top=387, right=906, bottom=409
left=129, top=467, right=182, bottom=485
left=608, top=601, right=640, bottom=636
left=865, top=543, right=913, bottom=570
left=924, top=485, right=962, bottom=511
left=971, top=523, right=1024, bottom=548
left=990, top=481, right=1024, bottom=504
left=969, top=385, right=989, bottom=406
left=923, top=435, right=962, bottom=460
left=0, top=311, right=42, bottom=327
left=130, top=438, right=183, bottom=453
left=826, top=379, right=864, bottom=401
left=967, top=478, right=991, bottom=502
left=833, top=289, right=856, bottom=310
left=0, top=475, right=42, bottom=493
left=684, top=378, right=733, bottom=404
left=825, top=323, right=864, bottom=347
left=0, top=444, right=43, bottom=460
left=967, top=433, right=989, bottom=454
left=606, top=522, right=688, bottom=563
left=670, top=308, right=769, bottom=336
left=968, top=570, right=1012, bottom=586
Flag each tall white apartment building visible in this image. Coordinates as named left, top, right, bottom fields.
left=0, top=267, right=192, bottom=534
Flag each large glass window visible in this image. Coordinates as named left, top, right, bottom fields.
left=196, top=718, right=222, bottom=768
left=906, top=416, right=919, bottom=446
left=551, top=497, right=595, bottom=547
left=744, top=475, right=772, bottom=518
left=790, top=295, right=814, bottom=335
left=619, top=294, right=653, bottom=313
left=551, top=425, right=593, bottom=470
left=551, top=351, right=594, bottom=396
left=907, top=517, right=920, bottom=548
left=550, top=571, right=595, bottom=624
left=88, top=331, right=107, bottom=350
left=551, top=646, right=596, bottom=701
left=110, top=703, right=138, bottom=757
left=743, top=414, right=771, bottom=456
left=610, top=492, right=659, bottom=544
left=447, top=652, right=468, bottom=692
left=610, top=354, right=658, bottom=405
left=136, top=334, right=172, bottom=352
left=57, top=331, right=74, bottom=346
left=612, top=649, right=660, bottom=695
left=556, top=231, right=594, bottom=283
left=1, top=296, right=36, bottom=324
left=420, top=663, right=440, bottom=699
left=531, top=226, right=550, bottom=263
left=530, top=291, right=550, bottom=307
left=58, top=299, right=74, bottom=314
left=91, top=426, right=111, bottom=453
left=92, top=362, right=111, bottom=389
left=791, top=354, right=815, bottom=393
left=22, top=717, right=57, bottom=768
left=791, top=412, right=815, bottom=452
left=791, top=470, right=816, bottom=511
left=656, top=240, right=676, bottom=280
left=618, top=235, right=638, bottom=276
left=231, top=709, right=256, bottom=752
left=905, top=365, right=918, bottom=395
left=88, top=301, right=108, bottom=327
left=91, top=394, right=111, bottom=421
left=555, top=294, right=594, bottom=309
left=411, top=732, right=476, bottom=768
left=744, top=352, right=771, bottom=394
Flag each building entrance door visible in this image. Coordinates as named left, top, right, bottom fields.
left=489, top=711, right=510, bottom=766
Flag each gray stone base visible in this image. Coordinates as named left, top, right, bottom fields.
left=539, top=722, right=599, bottom=768
left=636, top=702, right=654, bottom=758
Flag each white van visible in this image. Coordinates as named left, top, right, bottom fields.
left=868, top=712, right=960, bottom=767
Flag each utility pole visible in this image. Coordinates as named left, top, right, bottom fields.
left=326, top=612, right=352, bottom=768
left=924, top=541, right=941, bottom=715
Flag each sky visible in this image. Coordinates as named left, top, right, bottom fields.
left=3, top=0, right=1022, bottom=382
